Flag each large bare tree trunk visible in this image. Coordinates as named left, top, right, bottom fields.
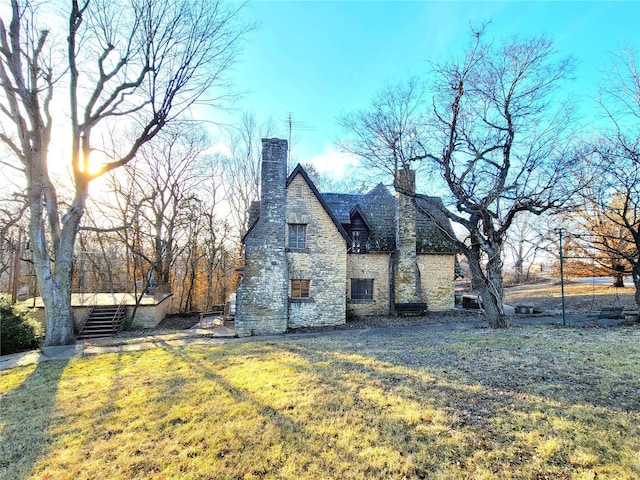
left=28, top=164, right=85, bottom=345
left=467, top=247, right=509, bottom=329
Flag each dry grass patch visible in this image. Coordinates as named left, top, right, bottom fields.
left=1, top=325, right=639, bottom=479
left=504, top=280, right=638, bottom=314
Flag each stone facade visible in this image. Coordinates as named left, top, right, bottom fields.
left=236, top=138, right=458, bottom=336
left=347, top=252, right=392, bottom=317
left=394, top=168, right=421, bottom=304
left=417, top=254, right=456, bottom=311
left=286, top=175, right=347, bottom=328
left=130, top=295, right=172, bottom=328
left=236, top=139, right=289, bottom=336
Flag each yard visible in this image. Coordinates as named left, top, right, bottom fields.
left=503, top=279, right=638, bottom=314
left=1, top=324, right=639, bottom=479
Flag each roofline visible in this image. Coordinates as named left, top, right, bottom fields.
left=287, top=164, right=352, bottom=246
left=242, top=217, right=259, bottom=244
left=348, top=204, right=373, bottom=231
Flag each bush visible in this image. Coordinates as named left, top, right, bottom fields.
left=1, top=295, right=44, bottom=355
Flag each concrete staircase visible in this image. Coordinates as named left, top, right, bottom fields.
left=77, top=305, right=127, bottom=340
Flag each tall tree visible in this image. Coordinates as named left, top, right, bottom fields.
left=596, top=48, right=640, bottom=306
left=0, top=0, right=248, bottom=345
left=341, top=31, right=576, bottom=328
left=503, top=212, right=557, bottom=284
left=222, top=112, right=274, bottom=243
left=571, top=49, right=640, bottom=307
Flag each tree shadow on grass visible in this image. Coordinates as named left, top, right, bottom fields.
left=0, top=359, right=70, bottom=480
left=280, top=336, right=640, bottom=476
left=169, top=343, right=450, bottom=479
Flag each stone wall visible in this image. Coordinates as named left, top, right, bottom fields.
left=131, top=295, right=172, bottom=328
left=347, top=253, right=392, bottom=316
left=394, top=168, right=421, bottom=304
left=28, top=306, right=90, bottom=332
left=236, top=139, right=289, bottom=336
left=286, top=174, right=347, bottom=328
left=417, top=254, right=456, bottom=311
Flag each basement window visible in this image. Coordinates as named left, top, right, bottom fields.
left=351, top=279, right=374, bottom=301
left=291, top=279, right=310, bottom=299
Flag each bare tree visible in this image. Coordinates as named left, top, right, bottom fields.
left=580, top=146, right=640, bottom=302
left=133, top=125, right=209, bottom=284
left=570, top=49, right=640, bottom=307
left=339, top=77, right=428, bottom=181
left=199, top=157, right=233, bottom=310
left=504, top=212, right=557, bottom=284
left=595, top=49, right=640, bottom=306
left=0, top=0, right=248, bottom=345
left=341, top=31, right=576, bottom=328
left=571, top=162, right=637, bottom=287
left=0, top=191, right=28, bottom=290
left=222, top=112, right=274, bottom=243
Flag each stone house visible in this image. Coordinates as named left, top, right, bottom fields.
left=235, top=138, right=458, bottom=336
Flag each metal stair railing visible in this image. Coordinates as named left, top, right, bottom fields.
left=112, top=295, right=128, bottom=334
left=77, top=293, right=99, bottom=338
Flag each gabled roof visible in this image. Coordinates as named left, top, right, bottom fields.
left=349, top=205, right=373, bottom=231
left=244, top=167, right=457, bottom=254
left=323, top=184, right=396, bottom=251
left=415, top=196, right=459, bottom=253
left=287, top=164, right=351, bottom=246
left=323, top=183, right=457, bottom=253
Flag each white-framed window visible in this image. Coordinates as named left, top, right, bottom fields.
left=288, top=224, right=307, bottom=249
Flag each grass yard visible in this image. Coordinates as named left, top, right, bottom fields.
left=504, top=280, right=638, bottom=314
left=1, top=325, right=639, bottom=479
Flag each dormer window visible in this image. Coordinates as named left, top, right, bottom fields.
left=348, top=206, right=371, bottom=254
left=352, top=230, right=362, bottom=253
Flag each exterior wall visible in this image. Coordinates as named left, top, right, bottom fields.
left=236, top=139, right=289, bottom=336
left=394, top=168, right=421, bottom=303
left=417, top=254, right=456, bottom=311
left=131, top=295, right=172, bottom=328
left=347, top=253, right=392, bottom=316
left=286, top=174, right=347, bottom=328
left=28, top=306, right=89, bottom=332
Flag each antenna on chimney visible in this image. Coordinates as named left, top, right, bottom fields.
left=283, top=112, right=313, bottom=169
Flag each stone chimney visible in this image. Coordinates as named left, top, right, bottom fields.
left=236, top=139, right=289, bottom=336
left=394, top=167, right=421, bottom=304
left=259, top=139, right=288, bottom=226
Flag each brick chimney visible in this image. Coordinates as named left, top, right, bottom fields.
left=394, top=167, right=421, bottom=304
left=236, top=139, right=289, bottom=336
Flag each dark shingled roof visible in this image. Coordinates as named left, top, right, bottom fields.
left=323, top=184, right=395, bottom=251
left=415, top=197, right=459, bottom=253
left=245, top=167, right=458, bottom=254
left=323, top=184, right=457, bottom=253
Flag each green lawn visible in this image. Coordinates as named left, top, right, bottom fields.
left=1, top=325, right=639, bottom=479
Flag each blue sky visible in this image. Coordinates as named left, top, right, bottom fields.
left=215, top=1, right=640, bottom=178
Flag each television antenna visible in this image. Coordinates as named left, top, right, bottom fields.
left=282, top=112, right=314, bottom=165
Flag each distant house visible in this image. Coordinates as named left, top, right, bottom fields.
left=235, top=138, right=457, bottom=336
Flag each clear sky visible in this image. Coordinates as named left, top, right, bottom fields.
left=211, top=0, right=640, bottom=179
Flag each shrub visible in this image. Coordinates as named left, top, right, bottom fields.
left=1, top=295, right=44, bottom=355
